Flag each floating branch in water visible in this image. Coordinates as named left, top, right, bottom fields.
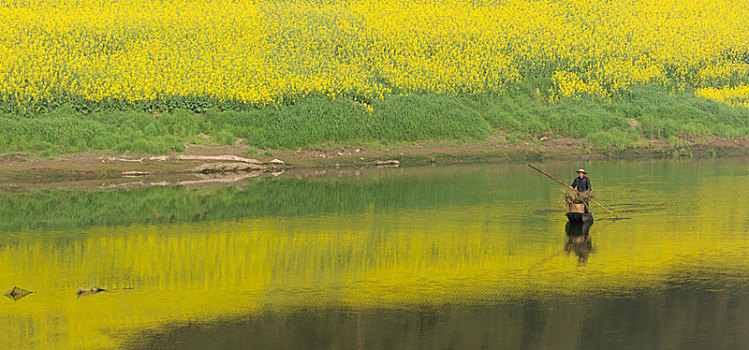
left=76, top=286, right=106, bottom=297
left=4, top=286, right=34, bottom=301
left=370, top=160, right=400, bottom=167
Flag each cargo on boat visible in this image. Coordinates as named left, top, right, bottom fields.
left=565, top=202, right=594, bottom=225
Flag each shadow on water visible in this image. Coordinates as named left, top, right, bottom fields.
left=126, top=287, right=749, bottom=350
left=534, top=209, right=564, bottom=216
left=606, top=202, right=666, bottom=215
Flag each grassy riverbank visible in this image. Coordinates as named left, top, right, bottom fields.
left=2, top=84, right=748, bottom=157
left=2, top=0, right=749, bottom=159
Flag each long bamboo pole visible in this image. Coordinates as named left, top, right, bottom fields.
left=527, top=164, right=622, bottom=219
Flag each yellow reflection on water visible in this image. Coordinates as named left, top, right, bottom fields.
left=1, top=160, right=748, bottom=349
left=1, top=195, right=748, bottom=349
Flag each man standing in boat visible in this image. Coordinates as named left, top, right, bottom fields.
left=571, top=169, right=591, bottom=212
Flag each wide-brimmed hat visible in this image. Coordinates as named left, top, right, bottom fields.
left=576, top=169, right=587, bottom=174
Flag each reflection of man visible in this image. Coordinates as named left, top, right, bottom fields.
left=565, top=234, right=592, bottom=263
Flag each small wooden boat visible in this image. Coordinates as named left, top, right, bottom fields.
left=565, top=203, right=593, bottom=223
left=565, top=211, right=594, bottom=224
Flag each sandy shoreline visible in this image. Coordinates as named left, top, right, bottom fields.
left=1, top=137, right=747, bottom=190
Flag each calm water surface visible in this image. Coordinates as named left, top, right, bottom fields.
left=1, top=158, right=748, bottom=349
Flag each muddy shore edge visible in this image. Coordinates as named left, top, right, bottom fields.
left=1, top=138, right=747, bottom=190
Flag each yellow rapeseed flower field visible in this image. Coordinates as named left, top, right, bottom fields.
left=696, top=85, right=749, bottom=107
left=1, top=0, right=748, bottom=107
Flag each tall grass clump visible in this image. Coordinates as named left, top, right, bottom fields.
left=0, top=95, right=494, bottom=154
left=1, top=86, right=748, bottom=154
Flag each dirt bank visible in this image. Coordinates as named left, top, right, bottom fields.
left=1, top=137, right=747, bottom=189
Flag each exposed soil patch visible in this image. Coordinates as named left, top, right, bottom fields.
left=546, top=138, right=582, bottom=148
left=0, top=136, right=746, bottom=189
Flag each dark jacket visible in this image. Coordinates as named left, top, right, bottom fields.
left=571, top=176, right=591, bottom=192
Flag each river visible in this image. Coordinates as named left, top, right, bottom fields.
left=1, top=158, right=748, bottom=349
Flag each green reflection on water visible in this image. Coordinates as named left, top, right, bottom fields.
left=129, top=288, right=749, bottom=350
left=1, top=158, right=748, bottom=349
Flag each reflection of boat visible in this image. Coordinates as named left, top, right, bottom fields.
left=565, top=224, right=593, bottom=263
left=565, top=218, right=593, bottom=236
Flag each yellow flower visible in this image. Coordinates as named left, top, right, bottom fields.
left=0, top=0, right=747, bottom=106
